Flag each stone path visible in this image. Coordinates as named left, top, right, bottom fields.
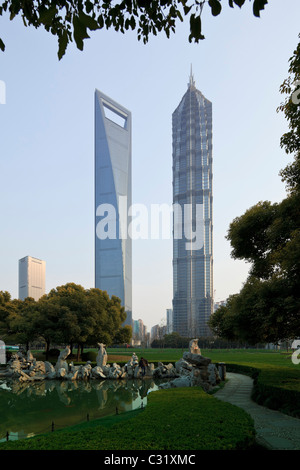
left=214, top=373, right=300, bottom=450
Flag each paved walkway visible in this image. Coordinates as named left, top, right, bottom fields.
left=214, top=373, right=300, bottom=450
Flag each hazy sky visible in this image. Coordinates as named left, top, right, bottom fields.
left=0, top=1, right=299, bottom=331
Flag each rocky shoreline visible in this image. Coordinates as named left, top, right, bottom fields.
left=1, top=340, right=225, bottom=392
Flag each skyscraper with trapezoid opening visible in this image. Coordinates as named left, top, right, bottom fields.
left=172, top=68, right=213, bottom=338
left=94, top=89, right=132, bottom=327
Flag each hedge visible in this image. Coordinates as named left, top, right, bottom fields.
left=226, top=363, right=300, bottom=418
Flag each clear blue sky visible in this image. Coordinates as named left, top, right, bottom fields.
left=0, top=1, right=299, bottom=331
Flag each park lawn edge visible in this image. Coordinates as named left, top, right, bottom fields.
left=0, top=387, right=257, bottom=451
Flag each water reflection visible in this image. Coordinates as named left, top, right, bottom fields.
left=0, top=378, right=163, bottom=441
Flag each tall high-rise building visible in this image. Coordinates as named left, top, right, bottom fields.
left=172, top=69, right=213, bottom=338
left=19, top=256, right=46, bottom=301
left=166, top=308, right=173, bottom=334
left=94, top=90, right=132, bottom=326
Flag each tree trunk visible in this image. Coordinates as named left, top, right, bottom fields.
left=45, top=340, right=50, bottom=361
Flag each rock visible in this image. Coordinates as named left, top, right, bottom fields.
left=67, top=370, right=79, bottom=381
left=18, top=370, right=33, bottom=382
left=92, top=366, right=107, bottom=379
left=134, top=366, right=141, bottom=379
left=57, top=368, right=67, bottom=379
left=171, top=376, right=192, bottom=388
left=207, top=363, right=221, bottom=386
left=153, top=362, right=179, bottom=379
left=45, top=361, right=55, bottom=375
left=145, top=363, right=155, bottom=377
left=102, top=365, right=111, bottom=377
left=27, top=350, right=34, bottom=362
left=47, top=371, right=57, bottom=380
left=218, top=363, right=226, bottom=381
left=126, top=365, right=134, bottom=378
left=9, top=358, right=22, bottom=373
left=131, top=353, right=139, bottom=365
left=175, top=358, right=193, bottom=373
left=56, top=360, right=69, bottom=373
left=159, top=350, right=224, bottom=392
left=31, top=361, right=46, bottom=375
left=159, top=376, right=192, bottom=389
left=80, top=364, right=92, bottom=380
left=183, top=352, right=211, bottom=367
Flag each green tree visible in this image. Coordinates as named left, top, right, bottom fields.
left=208, top=297, right=239, bottom=342
left=41, top=283, right=127, bottom=359
left=37, top=295, right=66, bottom=359
left=0, top=0, right=268, bottom=59
left=277, top=34, right=300, bottom=194
left=43, top=283, right=95, bottom=360
left=0, top=291, right=12, bottom=341
left=113, top=325, right=132, bottom=345
left=10, top=297, right=40, bottom=351
left=215, top=36, right=300, bottom=346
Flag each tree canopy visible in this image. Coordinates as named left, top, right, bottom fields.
left=0, top=0, right=268, bottom=59
left=0, top=283, right=131, bottom=357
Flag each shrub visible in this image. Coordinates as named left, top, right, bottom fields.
left=81, top=351, right=97, bottom=362
left=227, top=363, right=300, bottom=418
left=43, top=348, right=60, bottom=358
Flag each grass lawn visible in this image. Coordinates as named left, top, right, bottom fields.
left=0, top=387, right=257, bottom=450
left=33, top=346, right=297, bottom=368
left=107, top=347, right=298, bottom=368
left=3, top=348, right=297, bottom=450
left=107, top=348, right=300, bottom=417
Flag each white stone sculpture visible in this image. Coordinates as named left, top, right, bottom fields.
left=96, top=343, right=108, bottom=367
left=189, top=338, right=201, bottom=355
left=55, top=345, right=71, bottom=373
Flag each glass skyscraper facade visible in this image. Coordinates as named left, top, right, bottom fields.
left=94, top=90, right=132, bottom=326
left=172, top=71, right=213, bottom=338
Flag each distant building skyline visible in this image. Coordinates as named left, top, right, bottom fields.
left=132, top=318, right=148, bottom=346
left=94, top=89, right=132, bottom=326
left=18, top=256, right=46, bottom=301
left=172, top=69, right=213, bottom=338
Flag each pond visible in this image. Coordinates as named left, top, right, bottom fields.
left=0, top=378, right=165, bottom=442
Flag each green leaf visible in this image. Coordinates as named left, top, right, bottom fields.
left=253, top=0, right=268, bottom=17
left=58, top=30, right=68, bottom=60
left=0, top=37, right=5, bottom=52
left=183, top=4, right=192, bottom=15
left=189, top=13, right=205, bottom=42
left=73, top=15, right=90, bottom=51
left=208, top=0, right=222, bottom=16
left=130, top=15, right=136, bottom=29
left=98, top=15, right=104, bottom=29
left=38, top=5, right=57, bottom=27
left=85, top=0, right=94, bottom=15
left=78, top=10, right=99, bottom=31
left=233, top=0, right=246, bottom=7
